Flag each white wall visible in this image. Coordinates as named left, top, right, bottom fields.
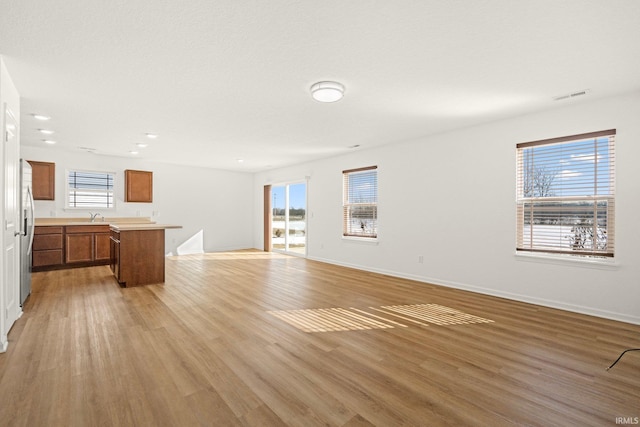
left=21, top=146, right=254, bottom=254
left=253, top=92, right=640, bottom=324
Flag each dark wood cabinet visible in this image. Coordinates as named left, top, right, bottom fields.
left=110, top=230, right=120, bottom=280
left=34, top=225, right=110, bottom=270
left=65, top=225, right=111, bottom=265
left=65, top=233, right=93, bottom=263
left=125, top=169, right=153, bottom=203
left=95, top=232, right=111, bottom=261
left=28, top=160, right=55, bottom=200
left=32, top=226, right=64, bottom=268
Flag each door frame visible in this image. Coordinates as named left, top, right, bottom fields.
left=263, top=179, right=308, bottom=257
left=263, top=185, right=271, bottom=252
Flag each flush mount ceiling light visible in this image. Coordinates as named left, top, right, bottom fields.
left=310, top=81, right=345, bottom=103
left=136, top=142, right=149, bottom=148
left=32, top=114, right=51, bottom=121
left=145, top=133, right=158, bottom=139
left=42, top=139, right=56, bottom=145
left=38, top=129, right=54, bottom=135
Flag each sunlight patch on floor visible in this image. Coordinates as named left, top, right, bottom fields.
left=269, top=304, right=493, bottom=333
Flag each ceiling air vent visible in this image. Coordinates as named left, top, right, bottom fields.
left=553, top=89, right=590, bottom=101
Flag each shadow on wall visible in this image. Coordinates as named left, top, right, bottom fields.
left=172, top=229, right=204, bottom=256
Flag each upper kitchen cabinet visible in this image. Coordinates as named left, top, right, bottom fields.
left=125, top=169, right=153, bottom=203
left=28, top=160, right=55, bottom=200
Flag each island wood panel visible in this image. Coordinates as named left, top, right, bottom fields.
left=3, top=251, right=638, bottom=426
left=115, top=228, right=165, bottom=286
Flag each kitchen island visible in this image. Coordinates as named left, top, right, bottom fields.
left=109, top=223, right=182, bottom=287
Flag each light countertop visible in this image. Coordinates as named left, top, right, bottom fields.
left=109, top=224, right=182, bottom=231
left=35, top=217, right=155, bottom=226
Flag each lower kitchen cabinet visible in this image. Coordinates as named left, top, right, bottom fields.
left=33, top=225, right=111, bottom=270
left=95, top=232, right=111, bottom=261
left=32, top=226, right=64, bottom=269
left=65, top=225, right=111, bottom=265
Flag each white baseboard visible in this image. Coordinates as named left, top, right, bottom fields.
left=307, top=255, right=640, bottom=326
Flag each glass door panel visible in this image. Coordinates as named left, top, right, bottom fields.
left=270, top=182, right=306, bottom=255
left=271, top=185, right=286, bottom=251
left=287, top=183, right=306, bottom=255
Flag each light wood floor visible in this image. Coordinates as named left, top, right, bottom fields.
left=1, top=250, right=638, bottom=426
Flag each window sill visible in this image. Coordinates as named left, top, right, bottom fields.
left=342, top=235, right=379, bottom=245
left=514, top=251, right=618, bottom=270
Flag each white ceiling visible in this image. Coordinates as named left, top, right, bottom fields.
left=2, top=1, right=640, bottom=172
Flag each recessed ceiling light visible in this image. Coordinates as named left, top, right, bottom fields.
left=310, top=81, right=345, bottom=103
left=237, top=159, right=244, bottom=163
left=136, top=142, right=149, bottom=148
left=42, top=139, right=56, bottom=144
left=348, top=144, right=361, bottom=149
left=32, top=114, right=51, bottom=121
left=129, top=150, right=139, bottom=155
left=145, top=133, right=158, bottom=139
left=38, top=129, right=54, bottom=135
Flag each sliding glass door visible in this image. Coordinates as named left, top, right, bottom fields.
left=271, top=182, right=306, bottom=255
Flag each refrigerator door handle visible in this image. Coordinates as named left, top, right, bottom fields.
left=27, top=186, right=35, bottom=254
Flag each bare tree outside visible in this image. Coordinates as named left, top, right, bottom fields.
left=523, top=162, right=558, bottom=197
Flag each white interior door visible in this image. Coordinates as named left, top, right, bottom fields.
left=2, top=104, right=20, bottom=348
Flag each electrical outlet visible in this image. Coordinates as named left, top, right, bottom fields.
left=418, top=255, right=424, bottom=264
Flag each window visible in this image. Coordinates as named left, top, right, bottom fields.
left=516, top=130, right=615, bottom=258
left=66, top=169, right=115, bottom=209
left=343, top=166, right=378, bottom=238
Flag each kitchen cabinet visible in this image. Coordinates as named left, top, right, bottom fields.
left=32, top=226, right=64, bottom=269
left=125, top=169, right=153, bottom=203
left=28, top=160, right=55, bottom=200
left=33, top=224, right=111, bottom=270
left=110, top=230, right=120, bottom=280
left=65, top=225, right=111, bottom=265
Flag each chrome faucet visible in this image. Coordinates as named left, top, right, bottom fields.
left=89, top=212, right=102, bottom=222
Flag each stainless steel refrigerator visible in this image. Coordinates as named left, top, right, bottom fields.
left=19, top=159, right=35, bottom=306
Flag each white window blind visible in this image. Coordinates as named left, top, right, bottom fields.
left=343, top=166, right=378, bottom=238
left=516, top=130, right=615, bottom=257
left=67, top=170, right=115, bottom=209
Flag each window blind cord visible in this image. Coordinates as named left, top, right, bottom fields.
left=606, top=348, right=640, bottom=371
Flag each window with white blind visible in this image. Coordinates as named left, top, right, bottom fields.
left=343, top=166, right=378, bottom=238
left=66, top=169, right=115, bottom=209
left=516, top=129, right=615, bottom=258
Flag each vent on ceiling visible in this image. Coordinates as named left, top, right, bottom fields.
left=553, top=89, right=590, bottom=101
